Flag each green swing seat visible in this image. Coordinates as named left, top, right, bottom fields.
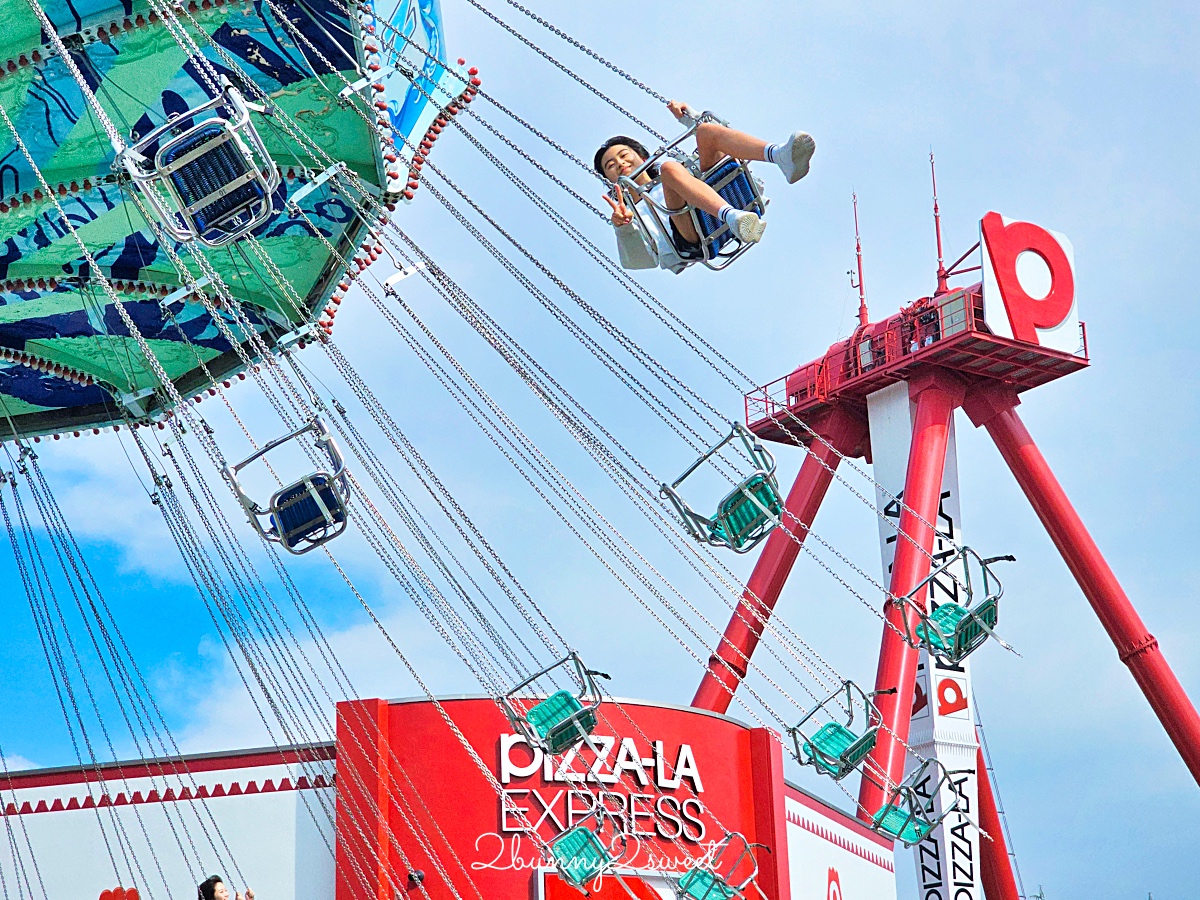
left=677, top=869, right=739, bottom=900
left=872, top=802, right=934, bottom=847
left=801, top=721, right=877, bottom=780
left=552, top=825, right=613, bottom=887
left=527, top=690, right=597, bottom=754
left=789, top=680, right=884, bottom=783
left=710, top=474, right=783, bottom=551
left=915, top=595, right=998, bottom=663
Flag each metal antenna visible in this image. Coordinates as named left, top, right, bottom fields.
left=931, top=151, right=949, bottom=295
left=848, top=192, right=869, bottom=327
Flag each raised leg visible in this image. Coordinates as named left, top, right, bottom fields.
left=660, top=160, right=720, bottom=242
left=964, top=385, right=1200, bottom=785
left=695, top=121, right=769, bottom=170
left=858, top=371, right=965, bottom=819
left=692, top=409, right=868, bottom=713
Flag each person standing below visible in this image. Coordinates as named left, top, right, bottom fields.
left=197, top=875, right=254, bottom=900
left=596, top=100, right=815, bottom=273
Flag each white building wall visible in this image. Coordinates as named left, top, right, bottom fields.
left=785, top=789, right=896, bottom=900
left=0, top=752, right=335, bottom=900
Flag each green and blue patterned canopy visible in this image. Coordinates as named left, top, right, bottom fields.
left=0, top=0, right=455, bottom=436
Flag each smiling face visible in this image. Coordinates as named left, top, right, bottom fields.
left=600, top=144, right=650, bottom=185
left=213, top=883, right=229, bottom=900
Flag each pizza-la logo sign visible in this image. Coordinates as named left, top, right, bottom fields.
left=980, top=211, right=1078, bottom=354
left=827, top=868, right=842, bottom=900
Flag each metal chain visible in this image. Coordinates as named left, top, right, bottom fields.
left=462, top=0, right=667, bottom=141
left=499, top=0, right=669, bottom=103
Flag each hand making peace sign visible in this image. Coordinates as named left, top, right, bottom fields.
left=603, top=187, right=633, bottom=227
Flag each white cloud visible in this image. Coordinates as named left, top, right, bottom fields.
left=0, top=755, right=39, bottom=773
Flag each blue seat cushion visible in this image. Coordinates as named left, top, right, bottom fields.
left=677, top=868, right=737, bottom=900
left=873, top=803, right=933, bottom=846
left=527, top=690, right=596, bottom=753
left=693, top=160, right=760, bottom=254
left=803, top=721, right=873, bottom=777
left=270, top=474, right=345, bottom=549
left=711, top=473, right=782, bottom=550
left=163, top=123, right=266, bottom=234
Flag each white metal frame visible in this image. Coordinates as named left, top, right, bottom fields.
left=117, top=78, right=280, bottom=248
left=661, top=421, right=781, bottom=554
left=224, top=416, right=350, bottom=555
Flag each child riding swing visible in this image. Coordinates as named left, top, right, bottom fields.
left=596, top=100, right=814, bottom=273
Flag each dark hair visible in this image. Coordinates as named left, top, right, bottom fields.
left=594, top=135, right=652, bottom=178
left=198, top=876, right=224, bottom=900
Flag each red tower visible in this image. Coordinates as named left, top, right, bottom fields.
left=690, top=201, right=1200, bottom=899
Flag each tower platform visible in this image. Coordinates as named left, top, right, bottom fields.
left=745, top=283, right=1088, bottom=453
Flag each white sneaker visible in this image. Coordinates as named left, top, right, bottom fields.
left=775, top=131, right=816, bottom=184
left=730, top=210, right=767, bottom=243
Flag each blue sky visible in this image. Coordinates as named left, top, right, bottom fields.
left=0, top=2, right=1197, bottom=898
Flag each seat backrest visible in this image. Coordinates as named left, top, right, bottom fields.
left=677, top=869, right=737, bottom=900
left=165, top=124, right=268, bottom=238
left=271, top=474, right=346, bottom=548
left=953, top=595, right=998, bottom=657
left=715, top=474, right=780, bottom=548
left=528, top=690, right=583, bottom=736
left=553, top=827, right=610, bottom=885
left=694, top=160, right=761, bottom=253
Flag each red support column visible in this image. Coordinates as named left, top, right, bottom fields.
left=336, top=698, right=392, bottom=900
left=749, top=727, right=793, bottom=900
left=692, top=409, right=868, bottom=713
left=976, top=742, right=1021, bottom=900
left=858, top=371, right=965, bottom=819
left=963, top=385, right=1200, bottom=785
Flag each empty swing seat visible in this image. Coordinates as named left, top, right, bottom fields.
left=711, top=473, right=782, bottom=551
left=916, top=596, right=998, bottom=661
left=161, top=123, right=270, bottom=241
left=677, top=869, right=738, bottom=900
left=802, top=721, right=876, bottom=780
left=270, top=474, right=347, bottom=550
left=527, top=690, right=597, bottom=754
left=552, top=826, right=612, bottom=887
left=120, top=82, right=280, bottom=248
left=872, top=803, right=934, bottom=847
left=693, top=159, right=761, bottom=256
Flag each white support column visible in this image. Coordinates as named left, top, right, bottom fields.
left=866, top=381, right=983, bottom=900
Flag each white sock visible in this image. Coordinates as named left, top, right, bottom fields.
left=719, top=205, right=739, bottom=229
left=764, top=142, right=783, bottom=163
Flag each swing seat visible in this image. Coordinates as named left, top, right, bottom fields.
left=119, top=80, right=280, bottom=248
left=269, top=473, right=347, bottom=550
left=916, top=595, right=998, bottom=663
left=802, top=721, right=876, bottom=780
left=677, top=869, right=738, bottom=900
left=552, top=825, right=613, bottom=887
left=226, top=417, right=350, bottom=555
left=872, top=803, right=934, bottom=847
left=161, top=122, right=271, bottom=242
left=710, top=473, right=782, bottom=551
left=527, top=690, right=597, bottom=754
left=693, top=159, right=762, bottom=257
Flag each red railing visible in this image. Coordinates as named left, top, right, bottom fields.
left=745, top=287, right=1088, bottom=432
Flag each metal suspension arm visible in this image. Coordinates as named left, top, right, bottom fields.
left=963, top=385, right=1200, bottom=785
left=858, top=371, right=965, bottom=819
left=692, top=408, right=868, bottom=713
left=976, top=741, right=1021, bottom=900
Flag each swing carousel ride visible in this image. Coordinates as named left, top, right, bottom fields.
left=0, top=1, right=1193, bottom=900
